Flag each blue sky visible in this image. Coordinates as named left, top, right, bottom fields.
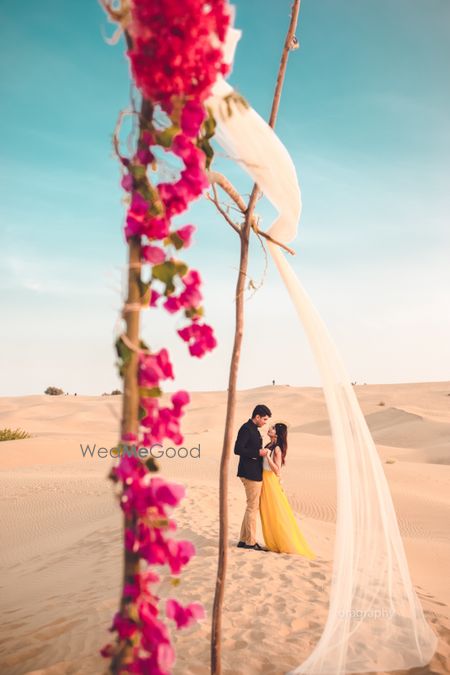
left=1, top=1, right=449, bottom=396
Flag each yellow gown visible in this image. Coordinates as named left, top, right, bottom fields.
left=260, top=447, right=316, bottom=558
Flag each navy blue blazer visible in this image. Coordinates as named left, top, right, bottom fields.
left=234, top=419, right=263, bottom=481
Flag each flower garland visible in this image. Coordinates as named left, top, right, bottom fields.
left=101, top=455, right=205, bottom=673
left=100, top=0, right=231, bottom=672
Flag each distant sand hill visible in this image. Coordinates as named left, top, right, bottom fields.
left=1, top=382, right=449, bottom=674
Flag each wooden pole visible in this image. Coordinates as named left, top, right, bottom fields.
left=210, top=222, right=250, bottom=674
left=110, top=89, right=154, bottom=674
left=210, top=2, right=302, bottom=673
left=111, top=236, right=141, bottom=673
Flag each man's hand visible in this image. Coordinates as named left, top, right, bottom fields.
left=259, top=448, right=268, bottom=456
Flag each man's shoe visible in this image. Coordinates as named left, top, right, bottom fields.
left=236, top=541, right=249, bottom=548
left=251, top=542, right=267, bottom=551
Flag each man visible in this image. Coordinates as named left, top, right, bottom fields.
left=234, top=404, right=272, bottom=551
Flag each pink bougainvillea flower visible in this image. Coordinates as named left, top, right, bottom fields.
left=111, top=611, right=137, bottom=640
left=181, top=100, right=206, bottom=138
left=171, top=390, right=190, bottom=412
left=115, top=454, right=147, bottom=482
left=132, top=642, right=175, bottom=675
left=125, top=215, right=144, bottom=239
left=166, top=598, right=206, bottom=629
left=126, top=1, right=231, bottom=105
left=130, top=191, right=150, bottom=216
left=182, top=269, right=201, bottom=287
left=138, top=348, right=174, bottom=388
left=161, top=406, right=185, bottom=443
left=142, top=216, right=171, bottom=240
left=127, top=522, right=163, bottom=563
left=155, top=641, right=176, bottom=672
left=140, top=395, right=159, bottom=413
left=179, top=285, right=202, bottom=309
left=141, top=569, right=161, bottom=585
left=175, top=224, right=195, bottom=248
left=163, top=295, right=181, bottom=314
left=152, top=477, right=185, bottom=507
left=165, top=538, right=196, bottom=575
left=172, top=133, right=203, bottom=162
left=179, top=164, right=209, bottom=198
left=140, top=401, right=185, bottom=446
left=158, top=182, right=189, bottom=218
left=178, top=321, right=217, bottom=357
left=125, top=191, right=150, bottom=239
left=142, top=245, right=166, bottom=264
left=136, top=146, right=154, bottom=165
left=139, top=599, right=172, bottom=651
left=149, top=288, right=161, bottom=307
left=121, top=173, right=133, bottom=192
left=124, top=571, right=160, bottom=602
left=121, top=432, right=138, bottom=443
left=141, top=406, right=177, bottom=445
left=124, top=475, right=186, bottom=523
left=141, top=129, right=155, bottom=146
left=155, top=348, right=174, bottom=379
left=159, top=267, right=203, bottom=311
left=167, top=517, right=177, bottom=531
left=99, top=642, right=116, bottom=658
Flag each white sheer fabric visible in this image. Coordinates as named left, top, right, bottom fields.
left=206, top=23, right=438, bottom=674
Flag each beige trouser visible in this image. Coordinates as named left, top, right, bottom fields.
left=239, top=477, right=262, bottom=545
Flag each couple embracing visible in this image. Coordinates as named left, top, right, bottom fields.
left=234, top=404, right=315, bottom=557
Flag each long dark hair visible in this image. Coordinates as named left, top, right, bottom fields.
left=270, top=422, right=288, bottom=465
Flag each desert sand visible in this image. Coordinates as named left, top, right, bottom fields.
left=1, top=382, right=449, bottom=674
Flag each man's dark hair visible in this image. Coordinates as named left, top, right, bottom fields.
left=252, top=404, right=272, bottom=418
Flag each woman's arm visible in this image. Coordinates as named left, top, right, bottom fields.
left=267, top=446, right=282, bottom=476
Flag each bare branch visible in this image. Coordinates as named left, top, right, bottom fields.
left=245, top=0, right=301, bottom=237
left=253, top=228, right=295, bottom=256
left=208, top=171, right=295, bottom=255
left=208, top=171, right=247, bottom=213
left=269, top=1, right=302, bottom=128
left=206, top=185, right=241, bottom=235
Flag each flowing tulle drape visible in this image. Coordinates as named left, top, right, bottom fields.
left=206, top=23, right=438, bottom=673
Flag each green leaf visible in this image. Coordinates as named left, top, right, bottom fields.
left=154, top=125, right=179, bottom=148
left=128, top=604, right=139, bottom=623
left=137, top=279, right=152, bottom=306
left=199, top=138, right=214, bottom=169
left=152, top=260, right=188, bottom=295
left=196, top=108, right=217, bottom=169
left=174, top=261, right=188, bottom=277
left=115, top=336, right=132, bottom=379
left=145, top=457, right=159, bottom=473
left=203, top=108, right=217, bottom=137
left=139, top=386, right=162, bottom=398
left=185, top=306, right=204, bottom=319
left=152, top=261, right=177, bottom=284
left=168, top=232, right=185, bottom=250
left=129, top=164, right=147, bottom=181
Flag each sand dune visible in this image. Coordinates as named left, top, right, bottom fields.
left=0, top=382, right=449, bottom=674
left=294, top=405, right=450, bottom=463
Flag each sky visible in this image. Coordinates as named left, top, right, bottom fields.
left=1, top=0, right=449, bottom=396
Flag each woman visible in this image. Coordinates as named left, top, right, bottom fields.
left=260, top=422, right=316, bottom=558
